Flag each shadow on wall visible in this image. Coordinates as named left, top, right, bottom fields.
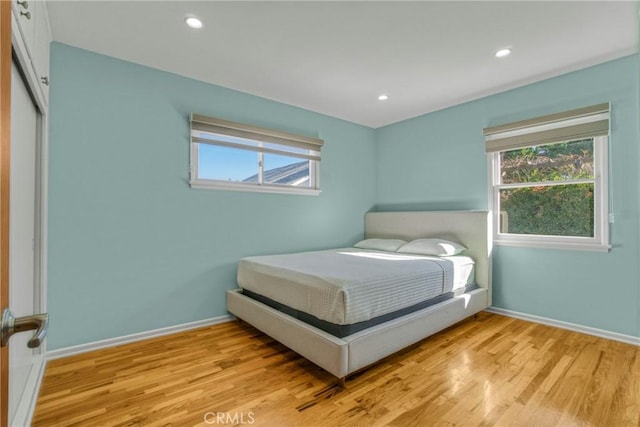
left=372, top=201, right=482, bottom=212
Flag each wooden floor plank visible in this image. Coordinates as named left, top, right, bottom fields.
left=33, top=312, right=639, bottom=426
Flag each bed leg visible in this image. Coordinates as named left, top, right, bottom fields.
left=337, top=377, right=346, bottom=388
left=474, top=313, right=479, bottom=320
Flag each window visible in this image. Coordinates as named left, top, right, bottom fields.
left=189, top=113, right=323, bottom=195
left=484, top=103, right=610, bottom=251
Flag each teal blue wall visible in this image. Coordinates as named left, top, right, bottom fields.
left=48, top=44, right=640, bottom=350
left=47, top=43, right=377, bottom=349
left=376, top=55, right=640, bottom=337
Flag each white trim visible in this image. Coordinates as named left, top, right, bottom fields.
left=10, top=355, right=46, bottom=427
left=10, top=13, right=47, bottom=110
left=38, top=111, right=49, bottom=331
left=190, top=142, right=320, bottom=196
left=46, top=315, right=234, bottom=361
left=11, top=6, right=50, bottom=355
left=190, top=179, right=321, bottom=196
left=596, top=135, right=609, bottom=247
left=488, top=135, right=609, bottom=250
left=496, top=178, right=595, bottom=190
left=258, top=150, right=264, bottom=185
left=486, top=307, right=640, bottom=346
left=494, top=239, right=611, bottom=252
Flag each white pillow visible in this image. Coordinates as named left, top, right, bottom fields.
left=397, top=238, right=467, bottom=256
left=353, top=238, right=408, bottom=252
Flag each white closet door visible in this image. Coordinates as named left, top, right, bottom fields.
left=9, top=60, right=38, bottom=422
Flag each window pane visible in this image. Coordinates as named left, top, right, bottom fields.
left=500, top=139, right=594, bottom=184
left=197, top=144, right=258, bottom=182
left=499, top=184, right=594, bottom=237
left=263, top=154, right=310, bottom=187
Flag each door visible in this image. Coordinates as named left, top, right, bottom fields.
left=1, top=3, right=48, bottom=426
left=1, top=3, right=12, bottom=424
left=8, top=58, right=39, bottom=423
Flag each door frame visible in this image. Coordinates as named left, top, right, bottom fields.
left=10, top=0, right=49, bottom=326
left=1, top=0, right=13, bottom=426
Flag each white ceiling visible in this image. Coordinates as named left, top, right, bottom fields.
left=47, top=1, right=638, bottom=128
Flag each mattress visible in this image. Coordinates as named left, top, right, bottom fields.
left=237, top=247, right=475, bottom=326
left=241, top=283, right=478, bottom=338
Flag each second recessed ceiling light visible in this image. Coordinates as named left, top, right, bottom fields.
left=495, top=48, right=512, bottom=58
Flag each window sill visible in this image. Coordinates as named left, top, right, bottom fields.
left=190, top=180, right=321, bottom=196
left=494, top=239, right=611, bottom=252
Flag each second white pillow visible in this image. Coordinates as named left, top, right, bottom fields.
left=397, top=238, right=466, bottom=256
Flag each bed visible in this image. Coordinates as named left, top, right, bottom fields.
left=226, top=211, right=492, bottom=380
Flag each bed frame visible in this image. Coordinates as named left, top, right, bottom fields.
left=227, top=210, right=492, bottom=380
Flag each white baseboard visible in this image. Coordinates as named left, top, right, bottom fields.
left=46, top=315, right=235, bottom=360
left=11, top=354, right=46, bottom=427
left=486, top=307, right=640, bottom=346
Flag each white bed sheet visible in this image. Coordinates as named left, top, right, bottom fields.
left=237, top=248, right=475, bottom=325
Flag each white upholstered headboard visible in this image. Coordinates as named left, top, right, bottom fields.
left=365, top=211, right=492, bottom=300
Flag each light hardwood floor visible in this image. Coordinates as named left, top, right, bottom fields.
left=33, top=312, right=639, bottom=426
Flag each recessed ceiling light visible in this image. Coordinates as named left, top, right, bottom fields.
left=185, top=17, right=203, bottom=29
left=378, top=94, right=389, bottom=101
left=495, top=48, right=511, bottom=58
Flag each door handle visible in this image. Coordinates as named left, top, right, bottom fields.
left=0, top=308, right=48, bottom=348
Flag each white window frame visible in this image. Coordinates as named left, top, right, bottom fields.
left=487, top=136, right=610, bottom=252
left=189, top=114, right=322, bottom=196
